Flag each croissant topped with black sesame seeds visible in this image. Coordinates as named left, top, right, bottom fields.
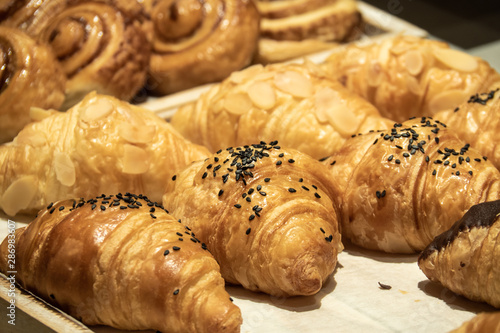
left=0, top=92, right=209, bottom=217
left=322, top=117, right=500, bottom=253
left=0, top=193, right=242, bottom=332
left=162, top=142, right=343, bottom=297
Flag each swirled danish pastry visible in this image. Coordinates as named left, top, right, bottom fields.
left=145, top=0, right=260, bottom=95
left=0, top=26, right=66, bottom=143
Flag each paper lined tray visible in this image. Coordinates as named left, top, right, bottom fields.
left=139, top=1, right=428, bottom=120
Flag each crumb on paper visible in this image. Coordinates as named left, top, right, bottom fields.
left=378, top=282, right=392, bottom=290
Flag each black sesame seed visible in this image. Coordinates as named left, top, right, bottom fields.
left=173, top=289, right=179, bottom=295
left=218, top=189, right=224, bottom=196
left=234, top=204, right=242, bottom=208
left=202, top=172, right=207, bottom=179
left=164, top=249, right=170, bottom=256
left=395, top=159, right=401, bottom=164
left=259, top=191, right=267, bottom=196
left=151, top=213, right=156, bottom=219
left=388, top=155, right=393, bottom=161
left=314, top=193, right=321, bottom=199
left=320, top=227, right=325, bottom=234
left=246, top=228, right=251, bottom=235
left=288, top=159, right=295, bottom=163
left=172, top=175, right=177, bottom=181
left=47, top=203, right=54, bottom=209
left=120, top=206, right=127, bottom=209
left=256, top=185, right=262, bottom=191
left=302, top=186, right=309, bottom=191
left=249, top=214, right=255, bottom=221
left=264, top=178, right=270, bottom=182
left=173, top=246, right=181, bottom=251
left=432, top=170, right=437, bottom=176
left=288, top=188, right=297, bottom=193
left=91, top=204, right=96, bottom=210
left=276, top=161, right=282, bottom=166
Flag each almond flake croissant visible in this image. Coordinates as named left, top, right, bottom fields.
left=322, top=117, right=500, bottom=253
left=434, top=88, right=500, bottom=169
left=162, top=141, right=343, bottom=297
left=0, top=92, right=209, bottom=217
left=321, top=35, right=500, bottom=122
left=171, top=61, right=392, bottom=159
left=449, top=312, right=500, bottom=333
left=0, top=193, right=242, bottom=332
left=418, top=200, right=500, bottom=309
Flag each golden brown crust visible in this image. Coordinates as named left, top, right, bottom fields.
left=418, top=200, right=500, bottom=308
left=449, top=312, right=500, bottom=333
left=434, top=89, right=500, bottom=170
left=322, top=117, right=500, bottom=253
left=0, top=193, right=242, bottom=332
left=321, top=35, right=500, bottom=122
left=0, top=92, right=209, bottom=217
left=163, top=142, right=343, bottom=297
left=0, top=26, right=66, bottom=143
left=171, top=61, right=393, bottom=159
left=146, top=0, right=260, bottom=95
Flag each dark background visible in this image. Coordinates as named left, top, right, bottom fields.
left=362, top=0, right=500, bottom=49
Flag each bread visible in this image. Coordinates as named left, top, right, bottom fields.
left=145, top=0, right=260, bottom=95
left=418, top=200, right=500, bottom=309
left=0, top=26, right=66, bottom=143
left=322, top=117, right=500, bottom=253
left=449, top=312, right=500, bottom=333
left=321, top=35, right=500, bottom=122
left=163, top=142, right=343, bottom=297
left=434, top=88, right=500, bottom=169
left=170, top=61, right=393, bottom=159
left=1, top=0, right=153, bottom=109
left=0, top=92, right=209, bottom=217
left=0, top=193, right=242, bottom=332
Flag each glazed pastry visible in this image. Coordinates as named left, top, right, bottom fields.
left=418, top=200, right=500, bottom=309
left=255, top=0, right=361, bottom=63
left=171, top=61, right=393, bottom=159
left=321, top=35, right=500, bottom=122
left=0, top=92, right=209, bottom=217
left=1, top=0, right=152, bottom=108
left=163, top=142, right=343, bottom=297
left=0, top=26, right=66, bottom=143
left=322, top=117, right=500, bottom=253
left=0, top=193, right=242, bottom=332
left=434, top=88, right=500, bottom=169
left=449, top=312, right=500, bottom=333
left=144, top=0, right=260, bottom=95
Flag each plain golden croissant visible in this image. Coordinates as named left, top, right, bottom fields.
left=434, top=88, right=500, bottom=169
left=1, top=0, right=153, bottom=109
left=171, top=61, right=393, bottom=159
left=163, top=141, right=343, bottom=297
left=0, top=193, right=242, bottom=332
left=322, top=117, right=500, bottom=253
left=418, top=200, right=500, bottom=309
left=0, top=26, right=66, bottom=143
left=321, top=35, right=500, bottom=122
left=144, top=0, right=260, bottom=95
left=449, top=312, right=500, bottom=333
left=0, top=92, right=209, bottom=217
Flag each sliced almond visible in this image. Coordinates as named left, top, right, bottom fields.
left=81, top=97, right=114, bottom=122
left=432, top=48, right=478, bottom=72
left=15, top=128, right=47, bottom=147
left=403, top=50, right=424, bottom=76
left=229, top=64, right=264, bottom=84
left=223, top=92, right=253, bottom=115
left=29, top=107, right=58, bottom=122
left=273, top=71, right=313, bottom=98
left=118, top=123, right=156, bottom=144
left=428, top=90, right=467, bottom=114
left=377, top=39, right=392, bottom=66
left=367, top=61, right=383, bottom=87
left=405, top=75, right=423, bottom=95
left=122, top=144, right=149, bottom=174
left=314, top=87, right=359, bottom=136
left=247, top=81, right=276, bottom=110
left=54, top=152, right=76, bottom=187
left=314, top=87, right=337, bottom=123
left=0, top=176, right=38, bottom=216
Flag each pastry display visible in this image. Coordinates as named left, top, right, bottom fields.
left=145, top=0, right=260, bottom=95
left=321, top=117, right=500, bottom=253
left=170, top=61, right=393, bottom=159
left=254, top=0, right=361, bottom=64
left=162, top=142, right=343, bottom=297
left=449, top=312, right=500, bottom=333
left=0, top=92, right=209, bottom=217
left=321, top=35, right=500, bottom=122
left=0, top=26, right=66, bottom=143
left=434, top=88, right=500, bottom=169
left=0, top=193, right=242, bottom=332
left=418, top=200, right=500, bottom=309
left=0, top=0, right=152, bottom=108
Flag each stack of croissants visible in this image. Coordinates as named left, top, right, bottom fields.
left=1, top=1, right=500, bottom=332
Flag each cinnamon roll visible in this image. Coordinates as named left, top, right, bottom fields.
left=145, top=0, right=260, bottom=95
left=0, top=26, right=66, bottom=143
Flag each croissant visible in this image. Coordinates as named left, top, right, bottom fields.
left=144, top=0, right=260, bottom=95
left=449, top=312, right=500, bottom=333
left=162, top=141, right=343, bottom=297
left=0, top=92, right=209, bottom=217
left=0, top=26, right=66, bottom=143
left=170, top=61, right=393, bottom=159
left=418, top=200, right=500, bottom=308
left=434, top=88, right=500, bottom=169
left=322, top=117, right=500, bottom=253
left=1, top=0, right=153, bottom=108
left=0, top=193, right=242, bottom=332
left=320, top=35, right=500, bottom=122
